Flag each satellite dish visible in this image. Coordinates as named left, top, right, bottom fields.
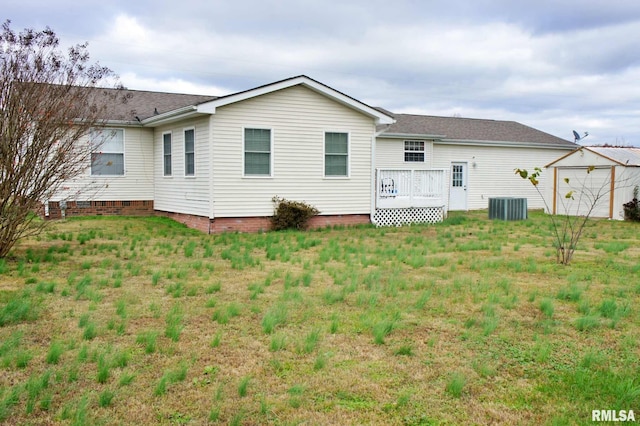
left=573, top=130, right=589, bottom=142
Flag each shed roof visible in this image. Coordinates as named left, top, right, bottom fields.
left=586, top=147, right=640, bottom=166
left=378, top=113, right=576, bottom=148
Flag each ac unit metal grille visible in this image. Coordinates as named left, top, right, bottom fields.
left=488, top=198, right=528, bottom=220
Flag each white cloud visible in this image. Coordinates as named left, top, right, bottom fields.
left=5, top=1, right=640, bottom=145
left=118, top=72, right=232, bottom=95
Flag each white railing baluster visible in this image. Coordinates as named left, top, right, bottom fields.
left=376, top=168, right=446, bottom=209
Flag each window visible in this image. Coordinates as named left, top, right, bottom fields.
left=325, top=132, right=348, bottom=177
left=404, top=140, right=425, bottom=162
left=91, top=128, right=124, bottom=176
left=184, top=128, right=195, bottom=176
left=452, top=164, right=464, bottom=187
left=163, top=132, right=172, bottom=176
left=244, top=128, right=271, bottom=176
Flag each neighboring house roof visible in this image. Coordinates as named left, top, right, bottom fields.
left=377, top=113, right=576, bottom=148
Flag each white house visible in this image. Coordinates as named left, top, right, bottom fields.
left=48, top=75, right=578, bottom=232
left=373, top=112, right=577, bottom=225
left=545, top=147, right=640, bottom=220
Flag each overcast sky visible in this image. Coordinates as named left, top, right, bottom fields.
left=5, top=0, right=640, bottom=145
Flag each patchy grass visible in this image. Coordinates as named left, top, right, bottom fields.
left=0, top=212, right=639, bottom=424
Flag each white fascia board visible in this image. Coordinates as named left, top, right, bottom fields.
left=196, top=76, right=395, bottom=125
left=140, top=106, right=200, bottom=127
left=435, top=138, right=577, bottom=150
left=378, top=132, right=446, bottom=140
left=380, top=133, right=576, bottom=150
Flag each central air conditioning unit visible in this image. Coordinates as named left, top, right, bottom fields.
left=488, top=197, right=528, bottom=221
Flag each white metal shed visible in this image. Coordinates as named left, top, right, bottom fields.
left=545, top=147, right=640, bottom=220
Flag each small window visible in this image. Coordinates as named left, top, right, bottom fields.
left=452, top=164, right=464, bottom=187
left=244, top=128, right=271, bottom=176
left=163, top=132, right=172, bottom=176
left=184, top=128, right=195, bottom=176
left=91, top=128, right=124, bottom=176
left=325, top=132, right=348, bottom=177
left=404, top=140, right=425, bottom=162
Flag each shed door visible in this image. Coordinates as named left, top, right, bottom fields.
left=555, top=167, right=612, bottom=218
left=449, top=162, right=468, bottom=211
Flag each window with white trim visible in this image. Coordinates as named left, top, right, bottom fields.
left=244, top=128, right=271, bottom=176
left=91, top=128, right=124, bottom=176
left=325, top=132, right=348, bottom=177
left=184, top=128, right=195, bottom=176
left=404, top=140, right=425, bottom=162
left=163, top=132, right=172, bottom=176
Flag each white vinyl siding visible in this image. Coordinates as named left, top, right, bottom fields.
left=211, top=85, right=375, bottom=217
left=184, top=128, right=195, bottom=176
left=324, top=132, right=349, bottom=177
left=375, top=138, right=573, bottom=211
left=163, top=132, right=172, bottom=176
left=91, top=128, right=125, bottom=176
left=244, top=128, right=272, bottom=176
left=154, top=118, right=210, bottom=217
left=431, top=144, right=572, bottom=210
left=53, top=127, right=154, bottom=202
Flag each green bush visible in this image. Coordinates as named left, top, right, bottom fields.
left=271, top=196, right=319, bottom=231
left=623, top=186, right=640, bottom=222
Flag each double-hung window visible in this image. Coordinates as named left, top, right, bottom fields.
left=184, top=128, right=195, bottom=176
left=163, top=132, right=172, bottom=176
left=91, top=128, right=124, bottom=176
left=404, top=140, right=425, bottom=162
left=325, top=132, right=348, bottom=177
left=244, top=128, right=272, bottom=176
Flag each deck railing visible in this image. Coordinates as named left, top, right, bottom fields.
left=376, top=168, right=447, bottom=209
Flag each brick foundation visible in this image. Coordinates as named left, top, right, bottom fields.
left=155, top=211, right=214, bottom=234
left=44, top=203, right=371, bottom=234
left=156, top=211, right=371, bottom=234
left=45, top=200, right=154, bottom=219
left=209, top=214, right=370, bottom=233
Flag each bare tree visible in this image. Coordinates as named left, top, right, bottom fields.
left=0, top=21, right=122, bottom=258
left=516, top=165, right=636, bottom=265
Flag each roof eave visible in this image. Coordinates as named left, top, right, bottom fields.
left=436, top=138, right=576, bottom=149
left=377, top=132, right=446, bottom=140
left=102, top=119, right=145, bottom=127
left=140, top=105, right=200, bottom=127
left=378, top=133, right=576, bottom=149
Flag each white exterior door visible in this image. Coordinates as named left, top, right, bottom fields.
left=449, top=162, right=468, bottom=210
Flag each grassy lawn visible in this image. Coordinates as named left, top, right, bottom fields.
left=0, top=211, right=639, bottom=425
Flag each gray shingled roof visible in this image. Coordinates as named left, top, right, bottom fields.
left=94, top=87, right=217, bottom=122
left=93, top=83, right=575, bottom=150
left=378, top=112, right=576, bottom=147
